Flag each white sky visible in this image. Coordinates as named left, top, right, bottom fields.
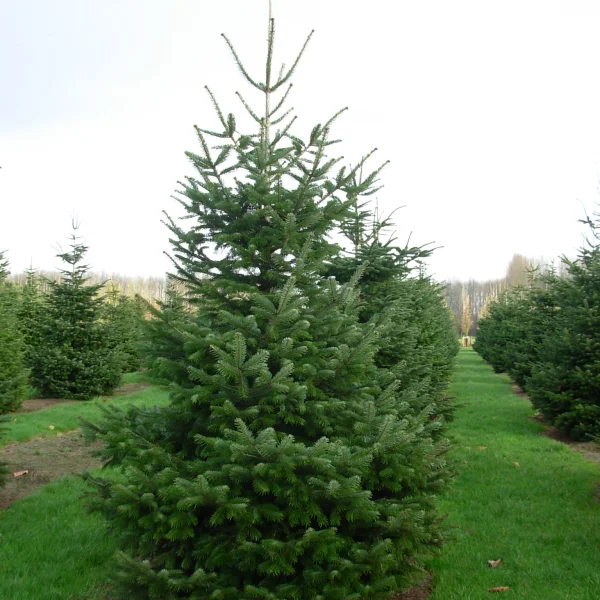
left=2, top=0, right=600, bottom=282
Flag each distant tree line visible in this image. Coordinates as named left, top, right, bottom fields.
left=8, top=270, right=177, bottom=303
left=445, top=253, right=570, bottom=337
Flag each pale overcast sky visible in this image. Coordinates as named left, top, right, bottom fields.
left=2, top=0, right=600, bottom=282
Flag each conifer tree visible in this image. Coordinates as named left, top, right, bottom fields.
left=30, top=226, right=122, bottom=400
left=0, top=251, right=8, bottom=280
left=84, top=14, right=451, bottom=599
left=0, top=252, right=29, bottom=414
left=327, top=208, right=458, bottom=425
left=137, top=282, right=192, bottom=385
left=102, top=288, right=146, bottom=373
left=527, top=214, right=600, bottom=439
left=0, top=415, right=8, bottom=487
left=17, top=266, right=46, bottom=369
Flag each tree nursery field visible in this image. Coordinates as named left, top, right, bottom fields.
left=2, top=9, right=600, bottom=600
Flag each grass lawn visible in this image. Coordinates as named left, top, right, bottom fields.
left=0, top=475, right=117, bottom=600
left=429, top=349, right=600, bottom=599
left=2, top=386, right=170, bottom=447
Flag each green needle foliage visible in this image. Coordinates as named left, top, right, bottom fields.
left=137, top=282, right=193, bottom=385
left=527, top=215, right=600, bottom=439
left=84, top=16, right=451, bottom=600
left=29, top=226, right=122, bottom=400
left=16, top=266, right=47, bottom=369
left=473, top=281, right=558, bottom=389
left=328, top=208, right=459, bottom=426
left=102, top=288, right=147, bottom=373
left=0, top=252, right=29, bottom=415
left=0, top=415, right=8, bottom=487
left=475, top=211, right=600, bottom=440
left=0, top=251, right=29, bottom=486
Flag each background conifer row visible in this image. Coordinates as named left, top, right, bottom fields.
left=474, top=211, right=600, bottom=440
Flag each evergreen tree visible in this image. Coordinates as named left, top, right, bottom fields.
left=473, top=272, right=558, bottom=390
left=0, top=252, right=29, bottom=414
left=0, top=251, right=8, bottom=280
left=29, top=227, right=122, bottom=400
left=0, top=413, right=8, bottom=487
left=0, top=251, right=13, bottom=487
left=474, top=211, right=600, bottom=440
left=102, top=288, right=147, bottom=373
left=327, top=208, right=458, bottom=426
left=137, top=281, right=192, bottom=385
left=83, top=15, right=452, bottom=600
left=527, top=215, right=600, bottom=439
left=17, top=266, right=47, bottom=369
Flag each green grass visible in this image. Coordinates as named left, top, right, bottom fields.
left=0, top=475, right=117, bottom=600
left=121, top=371, right=153, bottom=385
left=429, top=349, right=600, bottom=599
left=2, top=386, right=170, bottom=447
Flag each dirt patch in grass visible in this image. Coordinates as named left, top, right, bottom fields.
left=0, top=430, right=102, bottom=510
left=389, top=574, right=433, bottom=600
left=110, top=382, right=151, bottom=397
left=511, top=384, right=529, bottom=399
left=18, top=398, right=76, bottom=412
left=15, top=382, right=151, bottom=415
left=542, top=426, right=600, bottom=465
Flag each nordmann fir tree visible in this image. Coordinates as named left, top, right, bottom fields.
left=527, top=213, right=600, bottom=439
left=0, top=251, right=29, bottom=414
left=16, top=266, right=47, bottom=369
left=83, top=16, right=451, bottom=600
left=30, top=226, right=122, bottom=400
left=101, top=287, right=147, bottom=373
left=328, top=206, right=458, bottom=427
left=137, top=281, right=192, bottom=386
left=0, top=252, right=29, bottom=486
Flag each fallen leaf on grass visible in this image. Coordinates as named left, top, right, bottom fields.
left=489, top=586, right=510, bottom=592
left=487, top=559, right=503, bottom=568
left=13, top=470, right=29, bottom=478
left=513, top=462, right=520, bottom=468
left=478, top=446, right=488, bottom=450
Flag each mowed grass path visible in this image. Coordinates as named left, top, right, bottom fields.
left=429, top=349, right=600, bottom=599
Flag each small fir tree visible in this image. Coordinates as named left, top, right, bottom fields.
left=29, top=227, right=122, bottom=400
left=0, top=251, right=8, bottom=280
left=83, top=14, right=451, bottom=599
left=102, top=287, right=147, bottom=373
left=137, top=281, right=192, bottom=385
left=0, top=252, right=29, bottom=414
left=17, top=266, right=47, bottom=369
